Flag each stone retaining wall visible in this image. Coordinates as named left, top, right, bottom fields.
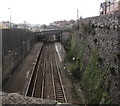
left=1, top=92, right=57, bottom=104
left=71, top=13, right=120, bottom=103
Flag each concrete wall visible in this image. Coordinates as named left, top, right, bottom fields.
left=71, top=13, right=120, bottom=103
left=2, top=29, right=35, bottom=83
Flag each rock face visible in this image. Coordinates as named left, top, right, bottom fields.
left=68, top=13, right=120, bottom=104
left=1, top=92, right=57, bottom=105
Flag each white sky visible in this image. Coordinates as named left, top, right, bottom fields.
left=0, top=0, right=105, bottom=25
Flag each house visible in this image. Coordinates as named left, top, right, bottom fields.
left=100, top=0, right=120, bottom=14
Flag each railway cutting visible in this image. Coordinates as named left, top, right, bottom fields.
left=25, top=35, right=67, bottom=103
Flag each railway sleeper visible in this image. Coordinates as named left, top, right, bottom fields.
left=57, top=99, right=65, bottom=101
left=57, top=94, right=64, bottom=96
left=57, top=96, right=64, bottom=99
left=55, top=83, right=61, bottom=86
left=56, top=89, right=63, bottom=92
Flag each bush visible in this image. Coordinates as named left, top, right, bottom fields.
left=82, top=49, right=106, bottom=103
left=65, top=51, right=74, bottom=62
left=82, top=22, right=92, bottom=34
left=70, top=62, right=81, bottom=81
left=100, top=93, right=112, bottom=104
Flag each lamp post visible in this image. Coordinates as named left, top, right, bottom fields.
left=8, top=8, right=11, bottom=28
left=77, top=9, right=79, bottom=20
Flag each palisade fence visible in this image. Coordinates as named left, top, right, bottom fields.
left=2, top=28, right=35, bottom=82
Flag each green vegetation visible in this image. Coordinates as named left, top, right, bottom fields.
left=100, top=93, right=112, bottom=104
left=64, top=37, right=107, bottom=103
left=82, top=49, right=107, bottom=103
left=91, top=30, right=96, bottom=35
left=64, top=34, right=77, bottom=62
left=62, top=36, right=71, bottom=52
left=63, top=22, right=114, bottom=104
left=97, top=56, right=103, bottom=64
left=70, top=61, right=80, bottom=80
left=82, top=22, right=93, bottom=34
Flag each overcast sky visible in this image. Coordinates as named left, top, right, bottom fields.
left=0, top=0, right=105, bottom=25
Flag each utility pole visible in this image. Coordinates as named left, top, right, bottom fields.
left=8, top=8, right=11, bottom=28
left=77, top=9, right=79, bottom=20
left=24, top=21, right=27, bottom=29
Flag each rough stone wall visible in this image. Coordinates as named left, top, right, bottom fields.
left=72, top=13, right=120, bottom=103
left=1, top=92, right=57, bottom=104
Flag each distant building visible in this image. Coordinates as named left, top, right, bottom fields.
left=51, top=20, right=75, bottom=28
left=0, top=21, right=17, bottom=29
left=0, top=22, right=9, bottom=29
left=100, top=0, right=120, bottom=15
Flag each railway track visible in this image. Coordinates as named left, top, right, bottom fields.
left=25, top=36, right=67, bottom=103
left=50, top=43, right=67, bottom=103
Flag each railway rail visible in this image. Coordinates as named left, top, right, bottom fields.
left=25, top=35, right=67, bottom=103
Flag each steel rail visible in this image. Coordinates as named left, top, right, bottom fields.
left=25, top=35, right=67, bottom=103
left=31, top=53, right=42, bottom=97
left=25, top=36, right=47, bottom=97
left=41, top=52, right=45, bottom=98
left=50, top=43, right=67, bottom=103
left=49, top=44, right=56, bottom=100
left=41, top=44, right=49, bottom=98
left=54, top=50, right=67, bottom=103
left=24, top=43, right=44, bottom=96
left=34, top=44, right=48, bottom=98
